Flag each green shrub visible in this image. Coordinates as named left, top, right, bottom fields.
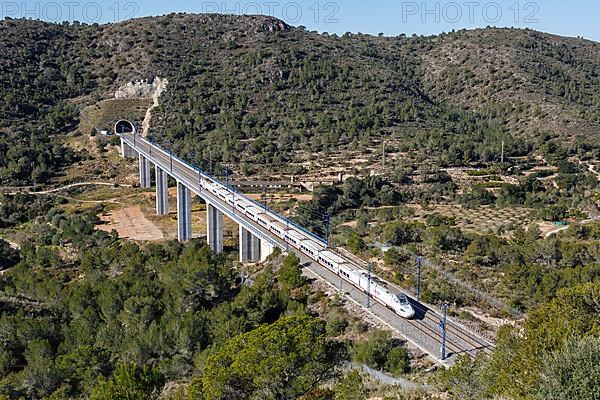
left=326, top=314, right=349, bottom=336
left=386, top=346, right=410, bottom=375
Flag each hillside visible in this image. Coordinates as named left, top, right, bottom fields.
left=0, top=13, right=599, bottom=180
left=0, top=13, right=599, bottom=400
left=421, top=28, right=600, bottom=140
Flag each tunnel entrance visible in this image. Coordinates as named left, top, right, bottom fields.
left=115, top=120, right=136, bottom=135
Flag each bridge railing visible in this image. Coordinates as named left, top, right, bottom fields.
left=122, top=133, right=327, bottom=246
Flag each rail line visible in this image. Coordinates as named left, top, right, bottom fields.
left=334, top=248, right=494, bottom=359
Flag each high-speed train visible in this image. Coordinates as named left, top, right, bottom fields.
left=203, top=178, right=415, bottom=319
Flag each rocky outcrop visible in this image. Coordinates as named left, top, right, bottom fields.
left=114, top=77, right=168, bottom=137
left=258, top=18, right=291, bottom=33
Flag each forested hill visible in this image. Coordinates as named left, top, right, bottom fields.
left=1, top=13, right=599, bottom=171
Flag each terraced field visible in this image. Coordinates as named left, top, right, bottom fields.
left=409, top=204, right=535, bottom=235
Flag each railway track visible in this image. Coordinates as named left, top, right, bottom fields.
left=419, top=304, right=494, bottom=357
left=334, top=248, right=494, bottom=360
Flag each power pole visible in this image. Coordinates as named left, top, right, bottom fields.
left=285, top=220, right=290, bottom=253
left=324, top=212, right=330, bottom=247
left=169, top=142, right=173, bottom=173
left=439, top=303, right=449, bottom=360
left=198, top=167, right=202, bottom=193
left=501, top=140, right=505, bottom=164
left=416, top=256, right=422, bottom=301
left=367, top=262, right=372, bottom=308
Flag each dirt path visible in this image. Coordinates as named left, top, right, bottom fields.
left=2, top=181, right=133, bottom=205
left=346, top=362, right=431, bottom=391
left=5, top=181, right=131, bottom=195
left=97, top=206, right=164, bottom=241
left=538, top=221, right=570, bottom=238
left=544, top=225, right=570, bottom=238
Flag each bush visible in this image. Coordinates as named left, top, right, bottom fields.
left=352, top=330, right=411, bottom=375
left=537, top=205, right=568, bottom=222
left=347, top=232, right=366, bottom=254
left=0, top=239, right=20, bottom=268
left=90, top=364, right=164, bottom=400
left=383, top=247, right=406, bottom=267
left=278, top=253, right=306, bottom=293
left=353, top=330, right=391, bottom=370
left=386, top=346, right=410, bottom=375
left=326, top=314, right=348, bottom=336
left=426, top=213, right=456, bottom=226
left=460, top=186, right=496, bottom=208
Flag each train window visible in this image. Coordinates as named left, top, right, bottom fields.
left=397, top=294, right=409, bottom=305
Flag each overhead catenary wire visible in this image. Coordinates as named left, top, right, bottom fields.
left=392, top=246, right=523, bottom=317
left=293, top=207, right=329, bottom=220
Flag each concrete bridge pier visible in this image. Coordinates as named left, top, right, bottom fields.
left=239, top=226, right=261, bottom=263
left=155, top=166, right=169, bottom=215
left=139, top=155, right=152, bottom=189
left=177, top=182, right=192, bottom=242
left=207, top=203, right=224, bottom=253
left=121, top=139, right=137, bottom=158
left=260, top=240, right=274, bottom=262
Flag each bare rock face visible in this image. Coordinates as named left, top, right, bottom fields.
left=114, top=77, right=168, bottom=100
left=114, top=77, right=169, bottom=137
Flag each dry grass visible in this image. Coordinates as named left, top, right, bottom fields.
left=97, top=206, right=164, bottom=241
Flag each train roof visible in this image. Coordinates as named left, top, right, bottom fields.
left=319, top=250, right=346, bottom=265
left=271, top=220, right=288, bottom=230
left=300, top=239, right=323, bottom=251
left=286, top=230, right=305, bottom=240
left=256, top=212, right=276, bottom=222
left=235, top=196, right=252, bottom=205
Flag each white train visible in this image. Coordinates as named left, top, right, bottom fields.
left=201, top=178, right=415, bottom=319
